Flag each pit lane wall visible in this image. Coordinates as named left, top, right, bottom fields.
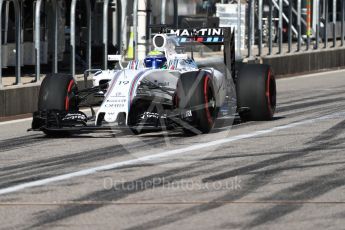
left=262, top=47, right=345, bottom=77
left=0, top=84, right=40, bottom=117
left=1, top=47, right=345, bottom=118
left=0, top=79, right=93, bottom=118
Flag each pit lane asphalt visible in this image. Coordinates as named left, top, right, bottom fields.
left=0, top=70, right=345, bottom=230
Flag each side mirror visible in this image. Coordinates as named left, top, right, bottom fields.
left=108, top=55, right=123, bottom=69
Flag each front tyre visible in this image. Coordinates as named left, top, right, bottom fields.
left=177, top=71, right=218, bottom=134
left=37, top=74, right=78, bottom=137
left=237, top=64, right=276, bottom=121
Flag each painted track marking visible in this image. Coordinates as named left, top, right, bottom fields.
left=0, top=112, right=344, bottom=196
left=0, top=108, right=97, bottom=126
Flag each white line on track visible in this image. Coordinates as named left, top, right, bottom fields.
left=0, top=108, right=97, bottom=126
left=0, top=111, right=344, bottom=196
left=0, top=118, right=32, bottom=126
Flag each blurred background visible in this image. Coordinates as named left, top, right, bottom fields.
left=0, top=0, right=343, bottom=85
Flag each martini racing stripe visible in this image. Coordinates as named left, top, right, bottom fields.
left=129, top=70, right=151, bottom=109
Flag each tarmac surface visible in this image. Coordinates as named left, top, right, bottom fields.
left=0, top=70, right=345, bottom=229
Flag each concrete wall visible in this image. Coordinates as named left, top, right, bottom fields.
left=263, top=48, right=345, bottom=77
left=0, top=84, right=40, bottom=117
left=0, top=79, right=93, bottom=118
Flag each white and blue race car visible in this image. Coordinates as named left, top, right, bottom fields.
left=30, top=27, right=276, bottom=136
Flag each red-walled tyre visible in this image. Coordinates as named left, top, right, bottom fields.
left=38, top=74, right=78, bottom=137
left=177, top=71, right=218, bottom=134
left=38, top=74, right=78, bottom=111
left=237, top=64, right=276, bottom=121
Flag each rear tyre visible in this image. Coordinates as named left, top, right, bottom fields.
left=237, top=64, right=276, bottom=121
left=177, top=71, right=218, bottom=134
left=38, top=74, right=78, bottom=137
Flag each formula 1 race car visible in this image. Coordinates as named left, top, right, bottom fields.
left=30, top=27, right=276, bottom=137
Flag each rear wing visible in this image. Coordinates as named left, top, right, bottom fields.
left=168, top=27, right=235, bottom=79
left=168, top=28, right=227, bottom=45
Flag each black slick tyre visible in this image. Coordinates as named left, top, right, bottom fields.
left=237, top=64, right=276, bottom=121
left=38, top=74, right=78, bottom=137
left=177, top=71, right=218, bottom=134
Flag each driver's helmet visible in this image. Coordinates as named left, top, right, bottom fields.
left=144, top=50, right=167, bottom=69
